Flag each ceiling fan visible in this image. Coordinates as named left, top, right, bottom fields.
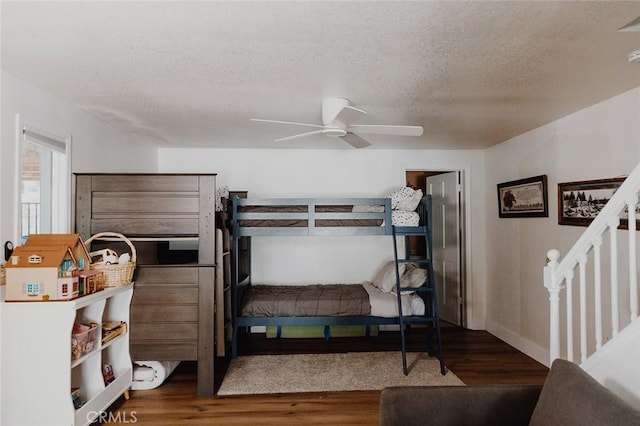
left=251, top=98, right=423, bottom=148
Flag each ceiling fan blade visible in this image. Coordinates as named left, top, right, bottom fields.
left=341, top=133, right=371, bottom=149
left=348, top=125, right=423, bottom=136
left=251, top=118, right=323, bottom=129
left=274, top=129, right=325, bottom=142
left=330, top=105, right=366, bottom=126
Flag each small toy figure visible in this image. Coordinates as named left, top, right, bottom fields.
left=90, top=248, right=119, bottom=266
left=103, top=364, right=115, bottom=385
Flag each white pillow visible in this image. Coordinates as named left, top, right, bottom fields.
left=400, top=264, right=428, bottom=288
left=388, top=187, right=414, bottom=210
left=395, top=188, right=423, bottom=212
left=388, top=187, right=423, bottom=212
left=372, top=260, right=405, bottom=293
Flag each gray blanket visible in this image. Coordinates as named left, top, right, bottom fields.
left=240, top=284, right=371, bottom=317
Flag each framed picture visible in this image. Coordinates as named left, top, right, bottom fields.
left=558, top=177, right=631, bottom=227
left=497, top=175, right=548, bottom=218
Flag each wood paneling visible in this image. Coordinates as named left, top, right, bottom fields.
left=74, top=173, right=217, bottom=397
left=132, top=286, right=198, bottom=304
left=131, top=323, right=198, bottom=341
left=92, top=193, right=200, bottom=214
left=90, top=175, right=201, bottom=192
left=90, top=218, right=199, bottom=236
left=131, top=304, right=198, bottom=322
left=130, top=343, right=198, bottom=361
left=135, top=266, right=199, bottom=284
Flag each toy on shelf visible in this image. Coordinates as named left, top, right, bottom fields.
left=102, top=320, right=127, bottom=345
left=102, top=364, right=115, bottom=385
left=71, top=322, right=99, bottom=360
left=85, top=232, right=136, bottom=287
left=90, top=248, right=119, bottom=266
left=71, top=387, right=85, bottom=409
left=4, top=234, right=99, bottom=302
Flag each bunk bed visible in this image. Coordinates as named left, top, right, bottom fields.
left=230, top=195, right=445, bottom=374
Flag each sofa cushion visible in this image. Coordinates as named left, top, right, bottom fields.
left=529, top=359, right=640, bottom=426
left=380, top=385, right=542, bottom=426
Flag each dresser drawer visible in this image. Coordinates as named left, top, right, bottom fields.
left=132, top=286, right=198, bottom=304
left=131, top=304, right=198, bottom=322
left=131, top=343, right=198, bottom=361
left=130, top=323, right=198, bottom=341
left=134, top=266, right=199, bottom=285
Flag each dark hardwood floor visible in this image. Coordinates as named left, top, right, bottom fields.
left=106, top=325, right=548, bottom=425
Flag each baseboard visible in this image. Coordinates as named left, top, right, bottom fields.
left=465, top=317, right=486, bottom=330
left=485, top=319, right=549, bottom=366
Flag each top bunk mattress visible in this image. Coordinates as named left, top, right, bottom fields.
left=232, top=198, right=393, bottom=235
left=237, top=204, right=384, bottom=228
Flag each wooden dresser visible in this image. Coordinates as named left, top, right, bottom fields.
left=74, top=173, right=216, bottom=396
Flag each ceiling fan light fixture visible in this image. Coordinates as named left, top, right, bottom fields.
left=322, top=127, right=348, bottom=137
left=322, top=98, right=351, bottom=124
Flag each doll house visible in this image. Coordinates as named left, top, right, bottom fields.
left=22, top=233, right=92, bottom=270
left=5, top=234, right=95, bottom=301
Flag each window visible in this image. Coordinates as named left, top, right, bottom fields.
left=17, top=119, right=71, bottom=243
left=61, top=258, right=73, bottom=276
left=24, top=282, right=41, bottom=296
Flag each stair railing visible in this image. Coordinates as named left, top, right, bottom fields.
left=544, top=162, right=640, bottom=365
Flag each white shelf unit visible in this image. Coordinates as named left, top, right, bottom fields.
left=1, top=283, right=133, bottom=426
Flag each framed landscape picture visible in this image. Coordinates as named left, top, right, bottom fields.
left=497, top=175, right=548, bottom=218
left=558, top=177, right=630, bottom=227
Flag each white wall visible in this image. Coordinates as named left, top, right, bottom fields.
left=582, top=318, right=640, bottom=407
left=0, top=71, right=159, bottom=416
left=485, top=87, right=640, bottom=364
left=1, top=71, right=160, bottom=244
left=158, top=147, right=488, bottom=329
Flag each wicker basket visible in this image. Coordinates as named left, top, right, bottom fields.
left=85, top=232, right=136, bottom=287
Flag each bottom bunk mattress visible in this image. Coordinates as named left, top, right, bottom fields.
left=240, top=282, right=424, bottom=318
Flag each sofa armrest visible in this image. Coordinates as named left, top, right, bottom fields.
left=380, top=385, right=542, bottom=426
left=529, top=359, right=640, bottom=426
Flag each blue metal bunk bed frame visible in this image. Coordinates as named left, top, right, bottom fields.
left=230, top=196, right=445, bottom=375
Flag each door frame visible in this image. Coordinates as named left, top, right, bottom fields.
left=406, top=167, right=470, bottom=328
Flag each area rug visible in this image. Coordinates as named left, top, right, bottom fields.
left=217, top=352, right=464, bottom=395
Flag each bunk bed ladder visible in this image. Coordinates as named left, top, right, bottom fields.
left=392, top=196, right=446, bottom=376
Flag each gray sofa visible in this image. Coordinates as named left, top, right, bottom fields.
left=380, top=358, right=640, bottom=426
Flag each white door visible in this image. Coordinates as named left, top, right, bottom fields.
left=427, top=172, right=462, bottom=325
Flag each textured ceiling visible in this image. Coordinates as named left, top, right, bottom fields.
left=2, top=1, right=640, bottom=150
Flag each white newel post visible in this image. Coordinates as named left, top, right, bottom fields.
left=544, top=249, right=562, bottom=364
